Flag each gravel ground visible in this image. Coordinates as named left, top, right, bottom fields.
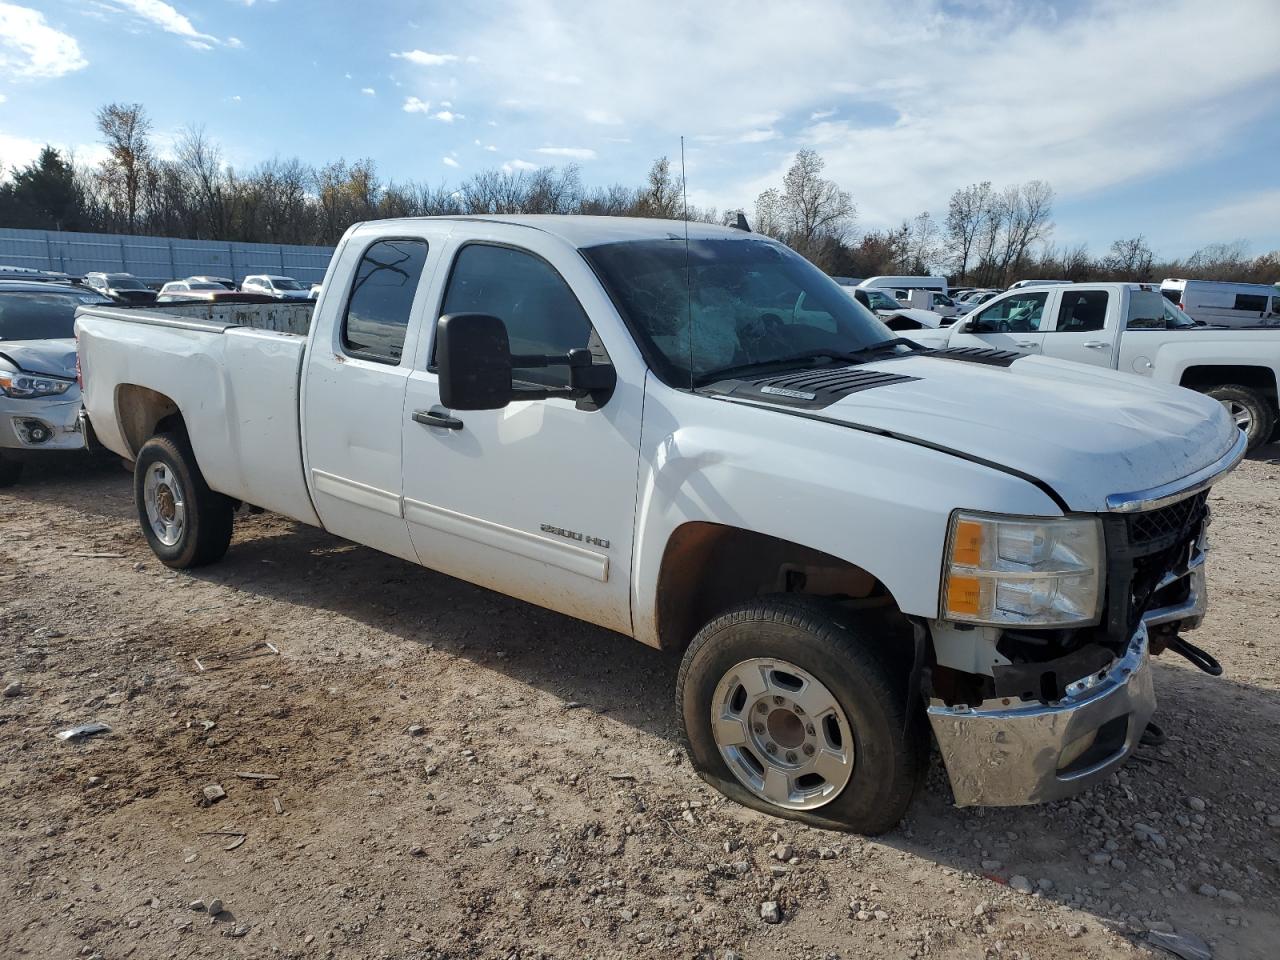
left=1, top=445, right=1277, bottom=960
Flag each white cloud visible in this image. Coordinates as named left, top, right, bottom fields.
left=1194, top=188, right=1280, bottom=243
left=442, top=156, right=459, bottom=168
left=0, top=3, right=88, bottom=79
left=462, top=0, right=1280, bottom=228
left=392, top=50, right=459, bottom=67
left=361, top=87, right=376, bottom=96
left=402, top=96, right=430, bottom=113
left=502, top=159, right=537, bottom=173
left=585, top=108, right=622, bottom=126
left=432, top=110, right=462, bottom=122
left=226, top=36, right=243, bottom=48
left=107, top=0, right=219, bottom=47
left=535, top=146, right=596, bottom=161
left=484, top=144, right=497, bottom=151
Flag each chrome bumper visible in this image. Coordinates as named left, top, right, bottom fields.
left=928, top=626, right=1156, bottom=807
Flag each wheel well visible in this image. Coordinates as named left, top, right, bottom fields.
left=1179, top=365, right=1278, bottom=399
left=655, top=522, right=894, bottom=651
left=115, top=384, right=185, bottom=459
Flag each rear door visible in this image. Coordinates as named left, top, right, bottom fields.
left=301, top=230, right=442, bottom=562
left=1038, top=287, right=1117, bottom=367
left=948, top=289, right=1050, bottom=354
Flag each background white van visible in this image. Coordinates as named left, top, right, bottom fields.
left=1160, top=279, right=1280, bottom=328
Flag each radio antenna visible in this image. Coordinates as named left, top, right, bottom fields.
left=681, top=136, right=693, bottom=390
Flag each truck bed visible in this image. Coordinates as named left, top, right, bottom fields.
left=75, top=304, right=321, bottom=527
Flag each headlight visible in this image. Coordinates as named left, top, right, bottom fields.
left=0, top=369, right=75, bottom=399
left=942, top=511, right=1103, bottom=627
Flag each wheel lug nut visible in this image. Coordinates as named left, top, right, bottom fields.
left=786, top=751, right=797, bottom=763
left=806, top=724, right=815, bottom=735
left=773, top=695, right=784, bottom=705
left=794, top=705, right=804, bottom=715
left=753, top=723, right=765, bottom=734
left=765, top=743, right=777, bottom=754
left=803, top=744, right=815, bottom=756
left=756, top=703, right=768, bottom=714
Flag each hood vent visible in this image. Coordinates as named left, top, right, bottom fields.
left=927, top=346, right=1020, bottom=367
left=712, top=365, right=920, bottom=409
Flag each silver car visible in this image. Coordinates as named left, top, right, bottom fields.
left=0, top=280, right=112, bottom=485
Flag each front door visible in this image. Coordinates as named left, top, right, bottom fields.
left=400, top=237, right=643, bottom=635
left=948, top=289, right=1049, bottom=355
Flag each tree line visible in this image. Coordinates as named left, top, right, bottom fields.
left=0, top=102, right=1276, bottom=287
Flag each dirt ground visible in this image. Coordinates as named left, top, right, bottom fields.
left=1, top=445, right=1277, bottom=960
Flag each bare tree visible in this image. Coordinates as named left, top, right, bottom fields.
left=753, top=187, right=784, bottom=239
left=637, top=157, right=681, bottom=219
left=95, top=102, right=153, bottom=231
left=1103, top=235, right=1154, bottom=278
left=945, top=181, right=992, bottom=283
left=780, top=149, right=853, bottom=254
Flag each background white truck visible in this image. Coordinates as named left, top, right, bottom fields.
left=911, top=282, right=1280, bottom=449
left=77, top=216, right=1243, bottom=832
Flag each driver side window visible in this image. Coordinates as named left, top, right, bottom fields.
left=969, top=292, right=1048, bottom=333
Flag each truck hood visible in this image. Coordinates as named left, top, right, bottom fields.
left=0, top=338, right=77, bottom=379
left=807, top=353, right=1238, bottom=512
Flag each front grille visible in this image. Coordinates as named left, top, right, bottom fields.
left=1101, top=491, right=1209, bottom=644
left=1127, top=491, right=1208, bottom=546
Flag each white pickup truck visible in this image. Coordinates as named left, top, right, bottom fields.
left=76, top=217, right=1244, bottom=833
left=910, top=282, right=1280, bottom=449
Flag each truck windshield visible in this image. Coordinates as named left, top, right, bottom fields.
left=582, top=237, right=893, bottom=386
left=0, top=291, right=109, bottom=340
left=107, top=277, right=148, bottom=290
left=861, top=289, right=900, bottom=311
left=272, top=278, right=304, bottom=290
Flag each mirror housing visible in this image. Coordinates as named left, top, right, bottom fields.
left=437, top=313, right=514, bottom=410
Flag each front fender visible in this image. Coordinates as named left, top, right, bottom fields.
left=629, top=376, right=1062, bottom=648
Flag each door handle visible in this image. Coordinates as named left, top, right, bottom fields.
left=1083, top=340, right=1109, bottom=349
left=1013, top=339, right=1039, bottom=349
left=412, top=408, right=464, bottom=430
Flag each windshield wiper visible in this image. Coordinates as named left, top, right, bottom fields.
left=694, top=350, right=856, bottom=386
left=843, top=337, right=922, bottom=357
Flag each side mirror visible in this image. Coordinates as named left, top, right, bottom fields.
left=437, top=313, right=513, bottom=411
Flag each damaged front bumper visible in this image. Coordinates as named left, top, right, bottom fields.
left=929, top=527, right=1210, bottom=807
left=928, top=625, right=1157, bottom=806
left=0, top=394, right=85, bottom=452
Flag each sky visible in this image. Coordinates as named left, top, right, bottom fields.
left=0, top=0, right=1278, bottom=259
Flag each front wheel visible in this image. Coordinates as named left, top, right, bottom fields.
left=677, top=597, right=927, bottom=835
left=134, top=432, right=233, bottom=568
left=1204, top=384, right=1275, bottom=451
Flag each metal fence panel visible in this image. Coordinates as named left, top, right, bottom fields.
left=0, top=227, right=335, bottom=285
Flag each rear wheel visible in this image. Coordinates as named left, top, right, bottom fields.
left=0, top=452, right=22, bottom=488
left=1204, top=384, right=1275, bottom=451
left=134, top=432, right=233, bottom=568
left=677, top=597, right=927, bottom=835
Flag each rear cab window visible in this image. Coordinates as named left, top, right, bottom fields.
left=341, top=238, right=430, bottom=364
left=1126, top=290, right=1172, bottom=329
left=1051, top=290, right=1109, bottom=333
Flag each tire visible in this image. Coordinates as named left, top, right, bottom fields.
left=677, top=596, right=928, bottom=835
left=0, top=453, right=22, bottom=488
left=133, top=432, right=233, bottom=568
left=1204, top=384, right=1275, bottom=451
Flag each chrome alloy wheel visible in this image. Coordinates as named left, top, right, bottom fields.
left=143, top=461, right=186, bottom=546
left=1222, top=399, right=1253, bottom=433
left=710, top=658, right=854, bottom=810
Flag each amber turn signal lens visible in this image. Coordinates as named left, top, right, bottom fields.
left=946, top=574, right=983, bottom=616
left=951, top=519, right=984, bottom=567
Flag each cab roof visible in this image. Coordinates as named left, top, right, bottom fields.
left=355, top=214, right=755, bottom=249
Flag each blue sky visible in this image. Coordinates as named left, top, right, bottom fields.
left=1, top=0, right=1278, bottom=259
